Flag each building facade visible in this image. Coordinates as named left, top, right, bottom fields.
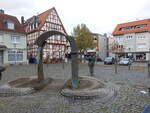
left=112, top=19, right=150, bottom=61
left=0, top=10, right=27, bottom=65
left=92, top=33, right=108, bottom=60
left=25, top=7, right=69, bottom=63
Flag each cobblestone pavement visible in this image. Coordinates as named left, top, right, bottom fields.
left=0, top=63, right=150, bottom=113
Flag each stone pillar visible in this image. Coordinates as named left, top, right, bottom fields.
left=37, top=46, right=44, bottom=82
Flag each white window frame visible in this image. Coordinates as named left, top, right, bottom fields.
left=7, top=21, right=15, bottom=29
left=8, top=49, right=23, bottom=62
left=11, top=36, right=20, bottom=44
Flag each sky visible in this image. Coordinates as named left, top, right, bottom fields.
left=1, top=0, right=150, bottom=35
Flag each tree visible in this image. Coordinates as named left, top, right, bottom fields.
left=72, top=24, right=95, bottom=53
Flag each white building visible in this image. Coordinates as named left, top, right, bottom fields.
left=0, top=10, right=27, bottom=65
left=112, top=19, right=150, bottom=61
left=92, top=33, right=108, bottom=60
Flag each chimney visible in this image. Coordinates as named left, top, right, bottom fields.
left=33, top=16, right=37, bottom=22
left=104, top=33, right=107, bottom=37
left=0, top=9, right=4, bottom=14
left=21, top=16, right=25, bottom=24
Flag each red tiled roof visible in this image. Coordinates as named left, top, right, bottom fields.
left=26, top=8, right=53, bottom=31
left=112, top=19, right=150, bottom=35
left=0, top=13, right=25, bottom=34
left=26, top=7, right=67, bottom=34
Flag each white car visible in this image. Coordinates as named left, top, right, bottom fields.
left=118, top=58, right=131, bottom=65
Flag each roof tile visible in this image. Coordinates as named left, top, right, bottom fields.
left=113, top=19, right=150, bottom=35
left=0, top=13, right=25, bottom=34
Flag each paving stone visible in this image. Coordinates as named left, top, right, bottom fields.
left=0, top=64, right=149, bottom=113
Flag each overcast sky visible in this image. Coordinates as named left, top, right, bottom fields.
left=1, top=0, right=150, bottom=35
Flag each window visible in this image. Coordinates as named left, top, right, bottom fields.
left=7, top=21, right=15, bottom=29
left=137, top=35, right=145, bottom=39
left=17, top=50, right=23, bottom=61
left=126, top=35, right=132, bottom=39
left=135, top=24, right=147, bottom=28
left=8, top=50, right=23, bottom=61
left=0, top=35, right=3, bottom=43
left=11, top=36, right=20, bottom=44
left=120, top=24, right=147, bottom=31
left=50, top=24, right=59, bottom=30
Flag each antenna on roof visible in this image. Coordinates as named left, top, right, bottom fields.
left=0, top=9, right=4, bottom=14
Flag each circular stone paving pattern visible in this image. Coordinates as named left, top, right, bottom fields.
left=61, top=76, right=119, bottom=101
left=0, top=77, right=51, bottom=97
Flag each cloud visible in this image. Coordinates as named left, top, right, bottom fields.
left=0, top=0, right=35, bottom=19
left=136, top=0, right=150, bottom=19
left=1, top=0, right=32, bottom=10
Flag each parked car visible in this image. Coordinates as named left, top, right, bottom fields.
left=96, top=57, right=102, bottom=62
left=118, top=58, right=131, bottom=65
left=104, top=57, right=115, bottom=64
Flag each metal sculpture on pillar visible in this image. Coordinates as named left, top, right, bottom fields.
left=35, top=30, right=79, bottom=88
left=85, top=50, right=96, bottom=76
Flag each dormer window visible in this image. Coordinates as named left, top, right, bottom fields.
left=4, top=20, right=15, bottom=29
left=119, top=24, right=147, bottom=31
left=7, top=21, right=15, bottom=29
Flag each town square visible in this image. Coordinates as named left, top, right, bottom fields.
left=0, top=0, right=150, bottom=113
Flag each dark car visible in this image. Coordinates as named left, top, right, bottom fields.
left=104, top=57, right=114, bottom=64
left=96, top=57, right=102, bottom=62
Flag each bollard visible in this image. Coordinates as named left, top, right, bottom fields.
left=128, top=62, right=131, bottom=70
left=114, top=57, right=117, bottom=74
left=148, top=61, right=150, bottom=78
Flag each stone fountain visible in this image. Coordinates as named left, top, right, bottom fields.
left=0, top=30, right=118, bottom=100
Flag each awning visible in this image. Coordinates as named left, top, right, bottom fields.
left=0, top=45, right=7, bottom=50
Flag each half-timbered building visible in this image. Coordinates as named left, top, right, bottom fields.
left=25, top=7, right=69, bottom=63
